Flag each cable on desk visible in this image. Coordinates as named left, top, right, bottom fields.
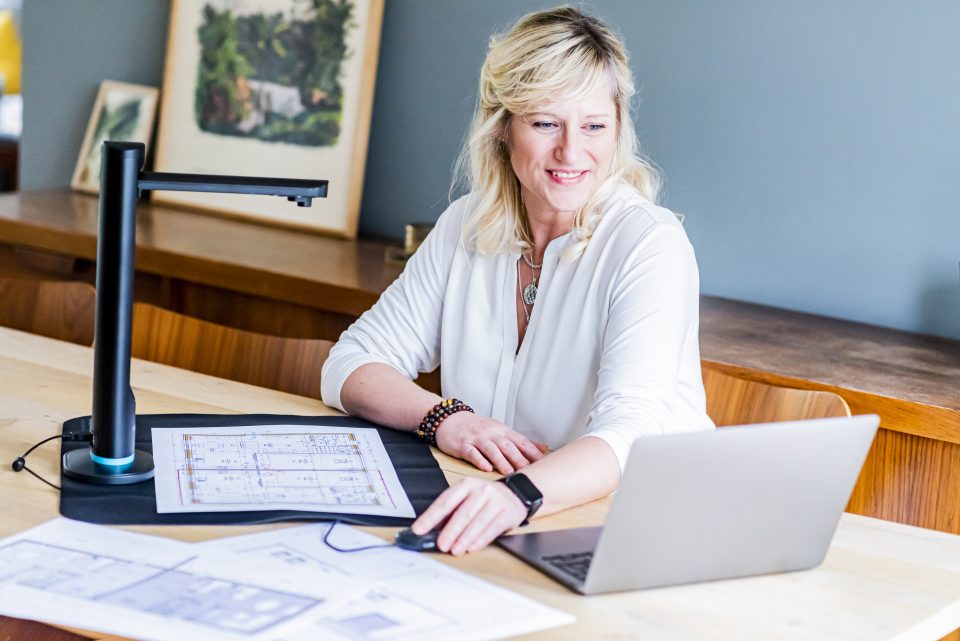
left=11, top=431, right=93, bottom=491
left=323, top=519, right=396, bottom=553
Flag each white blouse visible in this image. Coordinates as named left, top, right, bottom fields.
left=321, top=182, right=714, bottom=471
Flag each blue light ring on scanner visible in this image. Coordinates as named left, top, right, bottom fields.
left=90, top=451, right=136, bottom=470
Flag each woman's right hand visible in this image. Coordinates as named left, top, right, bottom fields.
left=434, top=412, right=548, bottom=474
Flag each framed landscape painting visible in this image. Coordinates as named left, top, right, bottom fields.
left=71, top=81, right=159, bottom=195
left=153, top=0, right=384, bottom=238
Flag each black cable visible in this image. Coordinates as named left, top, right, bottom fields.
left=11, top=431, right=92, bottom=492
left=322, top=519, right=396, bottom=553
left=18, top=433, right=64, bottom=460
left=11, top=434, right=64, bottom=491
left=18, top=464, right=61, bottom=491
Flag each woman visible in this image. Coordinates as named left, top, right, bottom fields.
left=321, top=6, right=713, bottom=555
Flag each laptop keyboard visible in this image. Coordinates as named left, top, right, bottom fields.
left=543, top=551, right=593, bottom=583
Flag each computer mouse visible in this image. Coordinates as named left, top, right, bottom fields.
left=395, top=527, right=442, bottom=552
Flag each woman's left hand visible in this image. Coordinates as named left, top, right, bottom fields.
left=410, top=477, right=528, bottom=555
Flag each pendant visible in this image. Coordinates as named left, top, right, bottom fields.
left=522, top=282, right=538, bottom=305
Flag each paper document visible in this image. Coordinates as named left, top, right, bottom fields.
left=199, top=523, right=576, bottom=641
left=0, top=519, right=573, bottom=641
left=0, top=519, right=366, bottom=641
left=151, top=424, right=415, bottom=518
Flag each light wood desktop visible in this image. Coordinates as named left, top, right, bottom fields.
left=1, top=326, right=959, bottom=641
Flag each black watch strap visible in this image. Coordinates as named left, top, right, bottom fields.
left=497, top=472, right=544, bottom=526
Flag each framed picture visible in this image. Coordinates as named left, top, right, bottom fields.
left=153, top=0, right=384, bottom=238
left=71, top=81, right=160, bottom=195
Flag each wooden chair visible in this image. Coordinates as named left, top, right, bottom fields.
left=702, top=363, right=850, bottom=426
left=0, top=276, right=97, bottom=345
left=131, top=303, right=333, bottom=399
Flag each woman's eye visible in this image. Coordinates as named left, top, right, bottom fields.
left=533, top=121, right=559, bottom=130
left=584, top=123, right=607, bottom=132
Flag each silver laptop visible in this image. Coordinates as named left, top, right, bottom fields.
left=497, top=415, right=879, bottom=595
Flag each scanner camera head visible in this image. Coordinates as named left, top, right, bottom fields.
left=287, top=196, right=313, bottom=207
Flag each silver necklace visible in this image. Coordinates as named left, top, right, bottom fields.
left=521, top=253, right=543, bottom=270
left=521, top=252, right=541, bottom=306
left=517, top=263, right=531, bottom=324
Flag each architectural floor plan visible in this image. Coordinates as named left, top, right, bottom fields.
left=0, top=519, right=359, bottom=641
left=200, top=523, right=576, bottom=641
left=151, top=424, right=414, bottom=517
left=0, top=540, right=315, bottom=634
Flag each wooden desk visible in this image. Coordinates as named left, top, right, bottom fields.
left=0, top=190, right=958, bottom=536
left=1, top=327, right=959, bottom=641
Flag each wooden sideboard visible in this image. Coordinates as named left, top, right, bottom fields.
left=698, top=298, right=960, bottom=536
left=0, top=190, right=395, bottom=340
left=1, top=190, right=958, bottom=537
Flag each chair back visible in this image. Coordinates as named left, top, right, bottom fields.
left=132, top=303, right=332, bottom=399
left=0, top=277, right=96, bottom=345
left=702, top=364, right=850, bottom=426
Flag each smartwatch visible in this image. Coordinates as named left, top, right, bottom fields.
left=497, top=472, right=543, bottom=526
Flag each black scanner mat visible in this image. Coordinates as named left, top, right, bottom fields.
left=59, top=414, right=448, bottom=527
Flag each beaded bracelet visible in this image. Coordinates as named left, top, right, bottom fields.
left=417, top=398, right=474, bottom=446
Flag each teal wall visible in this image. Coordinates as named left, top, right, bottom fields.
left=21, top=1, right=960, bottom=339
left=21, top=0, right=169, bottom=187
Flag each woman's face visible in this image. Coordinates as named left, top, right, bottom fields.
left=507, top=83, right=618, bottom=223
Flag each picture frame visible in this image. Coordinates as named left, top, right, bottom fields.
left=153, top=0, right=384, bottom=239
left=71, top=81, right=160, bottom=195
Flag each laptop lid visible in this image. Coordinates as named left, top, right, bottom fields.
left=498, top=415, right=880, bottom=594
left=580, top=415, right=879, bottom=594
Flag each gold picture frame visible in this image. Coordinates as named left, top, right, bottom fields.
left=71, top=81, right=160, bottom=195
left=153, top=0, right=384, bottom=238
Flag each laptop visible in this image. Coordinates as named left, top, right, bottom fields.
left=496, top=414, right=879, bottom=595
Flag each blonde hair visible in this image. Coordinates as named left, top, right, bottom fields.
left=455, top=6, right=661, bottom=260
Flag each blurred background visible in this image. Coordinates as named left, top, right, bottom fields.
left=9, top=0, right=960, bottom=339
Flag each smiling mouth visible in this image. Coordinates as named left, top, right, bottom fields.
left=547, top=170, right=587, bottom=184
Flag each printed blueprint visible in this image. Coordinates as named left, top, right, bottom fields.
left=0, top=519, right=365, bottom=641
left=200, top=523, right=576, bottom=641
left=151, top=424, right=414, bottom=517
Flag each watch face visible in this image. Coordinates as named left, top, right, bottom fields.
left=507, top=473, right=543, bottom=503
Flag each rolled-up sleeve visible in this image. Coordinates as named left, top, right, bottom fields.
left=584, top=225, right=703, bottom=472
left=320, top=204, right=461, bottom=411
